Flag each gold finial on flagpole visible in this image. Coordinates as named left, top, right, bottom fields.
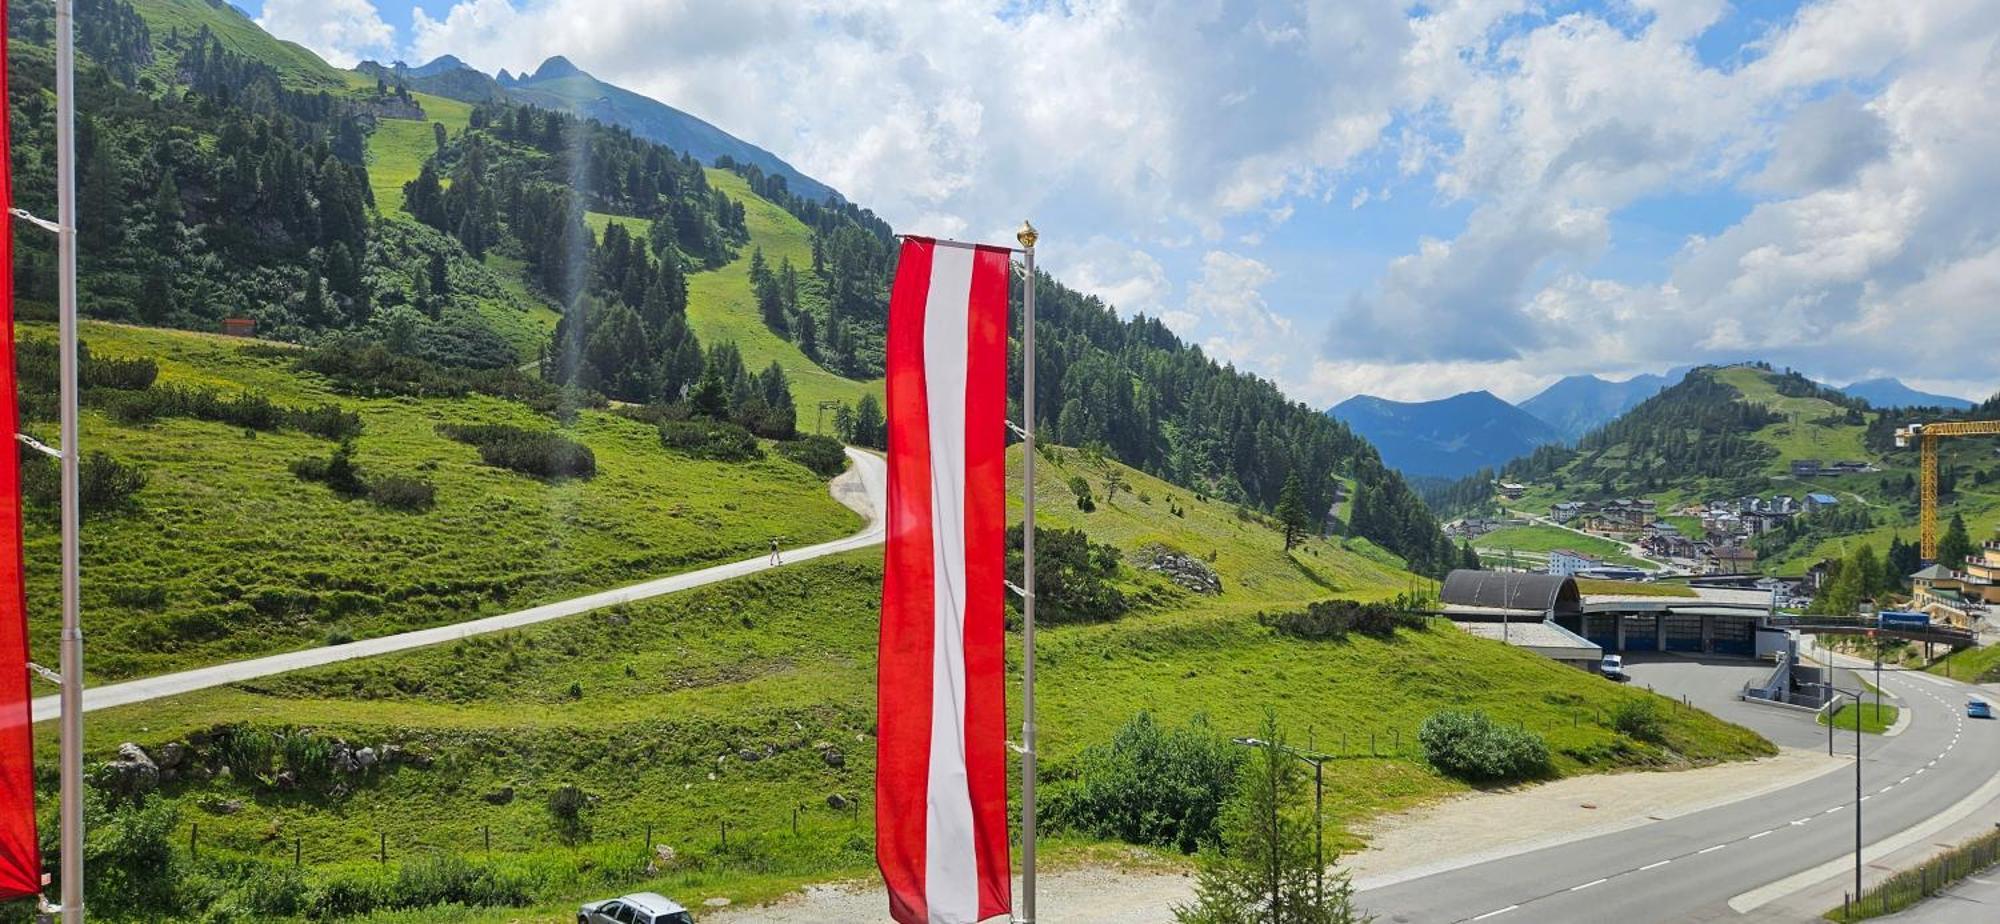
left=1016, top=220, right=1038, bottom=249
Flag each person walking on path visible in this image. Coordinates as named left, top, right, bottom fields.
left=770, top=538, right=783, bottom=565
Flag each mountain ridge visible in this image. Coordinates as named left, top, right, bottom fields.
left=1840, top=377, right=1974, bottom=410
left=1329, top=390, right=1563, bottom=479
left=362, top=53, right=842, bottom=204
left=1518, top=368, right=1687, bottom=441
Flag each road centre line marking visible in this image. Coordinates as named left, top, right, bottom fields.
left=1792, top=818, right=1812, bottom=825
left=1827, top=805, right=1843, bottom=814
left=1639, top=860, right=1671, bottom=871
left=1570, top=878, right=1608, bottom=892
left=1471, top=905, right=1518, bottom=921
left=1749, top=830, right=1773, bottom=839
left=1699, top=844, right=1727, bottom=854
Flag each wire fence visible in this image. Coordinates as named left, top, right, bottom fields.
left=1833, top=826, right=2000, bottom=921
left=183, top=795, right=872, bottom=870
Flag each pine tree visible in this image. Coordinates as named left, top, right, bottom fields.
left=1173, top=712, right=1361, bottom=924
left=1276, top=473, right=1310, bottom=551
left=1939, top=514, right=1974, bottom=570
left=852, top=394, right=886, bottom=450
left=1851, top=544, right=1884, bottom=599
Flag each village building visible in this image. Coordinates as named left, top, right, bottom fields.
left=1548, top=549, right=1609, bottom=577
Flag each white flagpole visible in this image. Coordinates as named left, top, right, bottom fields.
left=1014, top=220, right=1038, bottom=924
left=53, top=0, right=87, bottom=920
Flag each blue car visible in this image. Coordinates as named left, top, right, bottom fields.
left=1968, top=699, right=1993, bottom=719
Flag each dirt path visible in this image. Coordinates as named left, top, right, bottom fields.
left=709, top=748, right=1840, bottom=922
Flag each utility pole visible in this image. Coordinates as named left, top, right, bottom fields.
left=1233, top=737, right=1328, bottom=913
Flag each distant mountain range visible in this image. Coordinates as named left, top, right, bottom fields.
left=1838, top=378, right=1973, bottom=410
left=1518, top=369, right=1688, bottom=442
left=1328, top=391, right=1563, bottom=479
left=356, top=55, right=841, bottom=203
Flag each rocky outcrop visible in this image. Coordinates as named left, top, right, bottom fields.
left=89, top=727, right=433, bottom=799
left=1143, top=549, right=1222, bottom=595
left=96, top=742, right=160, bottom=796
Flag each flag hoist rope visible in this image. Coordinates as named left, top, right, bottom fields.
left=54, top=0, right=87, bottom=920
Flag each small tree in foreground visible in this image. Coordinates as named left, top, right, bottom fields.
left=1174, top=712, right=1366, bottom=924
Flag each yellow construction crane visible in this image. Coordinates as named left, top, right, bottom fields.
left=1894, top=419, right=2000, bottom=560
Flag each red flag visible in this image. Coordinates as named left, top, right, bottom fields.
left=876, top=237, right=1012, bottom=924
left=0, top=1, right=45, bottom=901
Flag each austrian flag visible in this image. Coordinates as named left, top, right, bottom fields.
left=876, top=237, right=1013, bottom=924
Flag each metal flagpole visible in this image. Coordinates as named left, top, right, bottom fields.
left=54, top=0, right=87, bottom=920
left=1014, top=220, right=1039, bottom=924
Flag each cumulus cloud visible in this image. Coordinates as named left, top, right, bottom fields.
left=1182, top=251, right=1295, bottom=369
left=257, top=0, right=394, bottom=68
left=245, top=0, right=2000, bottom=402
left=404, top=0, right=1411, bottom=239
left=1323, top=0, right=2000, bottom=397
left=1058, top=237, right=1171, bottom=322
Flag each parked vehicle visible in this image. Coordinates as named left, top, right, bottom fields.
left=1969, top=698, right=1993, bottom=719
left=580, top=893, right=694, bottom=924
left=1600, top=654, right=1627, bottom=681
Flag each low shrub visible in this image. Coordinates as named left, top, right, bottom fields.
left=1419, top=709, right=1551, bottom=783
left=1612, top=698, right=1666, bottom=743
left=291, top=443, right=367, bottom=496
left=369, top=475, right=437, bottom=511
left=107, top=584, right=168, bottom=609
left=547, top=785, right=592, bottom=843
left=439, top=424, right=596, bottom=479
left=660, top=419, right=763, bottom=462
left=23, top=451, right=149, bottom=516
left=1046, top=712, right=1243, bottom=853
left=97, top=383, right=362, bottom=440
left=776, top=434, right=847, bottom=476
left=1261, top=599, right=1427, bottom=641
left=79, top=451, right=149, bottom=511
left=298, top=339, right=602, bottom=419
left=1005, top=524, right=1128, bottom=625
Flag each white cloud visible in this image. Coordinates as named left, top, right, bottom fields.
left=405, top=0, right=1412, bottom=242
left=1181, top=251, right=1295, bottom=369
left=244, top=0, right=2000, bottom=403
left=1057, top=237, right=1171, bottom=322
left=257, top=0, right=394, bottom=69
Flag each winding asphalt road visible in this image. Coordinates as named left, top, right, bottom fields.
left=30, top=448, right=887, bottom=724
left=1360, top=654, right=2000, bottom=923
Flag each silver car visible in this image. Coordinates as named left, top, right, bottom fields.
left=579, top=892, right=695, bottom=924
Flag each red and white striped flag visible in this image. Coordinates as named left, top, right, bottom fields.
left=0, top=2, right=44, bottom=900
left=876, top=237, right=1012, bottom=924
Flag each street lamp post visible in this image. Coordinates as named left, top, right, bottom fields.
left=1824, top=683, right=1865, bottom=903
left=1233, top=736, right=1329, bottom=910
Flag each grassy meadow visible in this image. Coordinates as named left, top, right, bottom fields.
left=1475, top=523, right=1652, bottom=568
left=17, top=321, right=861, bottom=682
left=41, top=441, right=1776, bottom=921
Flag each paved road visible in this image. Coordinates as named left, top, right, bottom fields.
left=31, top=448, right=887, bottom=724
left=1360, top=657, right=2000, bottom=923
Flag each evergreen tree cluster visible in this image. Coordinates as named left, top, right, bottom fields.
left=1018, top=272, right=1456, bottom=574
left=403, top=100, right=745, bottom=283
left=9, top=5, right=380, bottom=340
left=723, top=158, right=895, bottom=377
left=1496, top=369, right=1782, bottom=496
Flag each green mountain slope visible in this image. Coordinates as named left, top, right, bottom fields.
left=53, top=447, right=1771, bottom=921
left=17, top=321, right=863, bottom=682
left=129, top=0, right=348, bottom=90
left=1488, top=365, right=2000, bottom=573
left=685, top=170, right=881, bottom=415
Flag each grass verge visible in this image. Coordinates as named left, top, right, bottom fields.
left=1819, top=702, right=1899, bottom=734
left=1824, top=826, right=2000, bottom=921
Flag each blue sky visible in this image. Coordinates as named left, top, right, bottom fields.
left=245, top=0, right=2000, bottom=407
